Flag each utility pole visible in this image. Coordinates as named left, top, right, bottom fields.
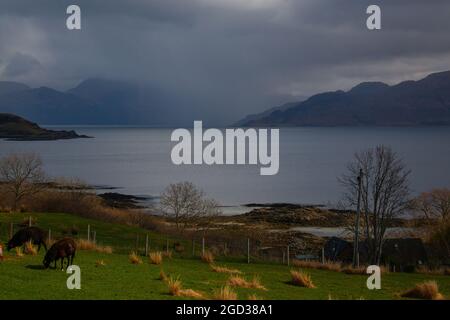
left=353, top=168, right=363, bottom=268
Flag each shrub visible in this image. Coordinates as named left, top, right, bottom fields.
left=341, top=266, right=366, bottom=275
left=290, top=270, right=315, bottom=288
left=210, top=264, right=242, bottom=274
left=213, top=286, right=237, bottom=300
left=201, top=250, right=214, bottom=264
left=129, top=251, right=142, bottom=264
left=401, top=281, right=444, bottom=300
left=149, top=251, right=163, bottom=265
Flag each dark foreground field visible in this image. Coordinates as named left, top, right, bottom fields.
left=0, top=212, right=449, bottom=300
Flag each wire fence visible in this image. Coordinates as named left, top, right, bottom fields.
left=0, top=215, right=323, bottom=266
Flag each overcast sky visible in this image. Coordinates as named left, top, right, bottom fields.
left=1, top=0, right=450, bottom=124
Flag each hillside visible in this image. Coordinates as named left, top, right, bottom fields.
left=238, top=71, right=450, bottom=127
left=0, top=113, right=89, bottom=140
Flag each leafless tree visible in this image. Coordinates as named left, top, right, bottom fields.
left=0, top=153, right=46, bottom=212
left=339, top=145, right=411, bottom=265
left=160, top=181, right=221, bottom=232
left=410, top=188, right=450, bottom=259
left=410, top=188, right=450, bottom=222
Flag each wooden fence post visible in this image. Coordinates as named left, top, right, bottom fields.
left=48, top=229, right=52, bottom=242
left=287, top=245, right=290, bottom=266
left=322, top=247, right=325, bottom=264
left=202, top=237, right=205, bottom=256
left=247, top=238, right=250, bottom=264
left=145, top=234, right=149, bottom=256
left=87, top=225, right=90, bottom=241
left=93, top=231, right=97, bottom=244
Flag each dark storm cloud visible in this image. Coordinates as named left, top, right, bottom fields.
left=1, top=0, right=450, bottom=125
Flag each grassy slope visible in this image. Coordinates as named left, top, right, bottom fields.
left=0, top=212, right=449, bottom=300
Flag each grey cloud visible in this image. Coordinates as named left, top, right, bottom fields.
left=0, top=0, right=450, bottom=125
left=2, top=52, right=41, bottom=78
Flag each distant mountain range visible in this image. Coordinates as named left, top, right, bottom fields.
left=236, top=71, right=450, bottom=127
left=0, top=78, right=184, bottom=125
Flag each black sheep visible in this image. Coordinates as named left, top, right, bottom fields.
left=7, top=226, right=47, bottom=252
left=43, top=238, right=77, bottom=270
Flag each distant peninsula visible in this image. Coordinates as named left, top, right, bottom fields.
left=236, top=71, right=450, bottom=127
left=0, top=113, right=91, bottom=141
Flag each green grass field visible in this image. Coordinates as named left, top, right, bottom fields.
left=1, top=212, right=449, bottom=300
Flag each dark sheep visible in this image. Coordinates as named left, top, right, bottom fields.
left=43, top=238, right=76, bottom=270
left=7, top=226, right=47, bottom=252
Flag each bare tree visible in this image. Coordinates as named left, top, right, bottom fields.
left=410, top=188, right=450, bottom=222
left=160, top=181, right=221, bottom=232
left=339, top=145, right=411, bottom=265
left=0, top=153, right=46, bottom=212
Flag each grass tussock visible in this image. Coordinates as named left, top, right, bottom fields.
left=24, top=241, right=38, bottom=256
left=162, top=250, right=173, bottom=259
left=401, top=281, right=444, bottom=300
left=149, top=251, right=163, bottom=265
left=248, top=294, right=261, bottom=300
left=15, top=247, right=24, bottom=257
left=292, top=260, right=342, bottom=272
left=166, top=276, right=205, bottom=299
left=416, top=266, right=450, bottom=276
left=227, top=275, right=267, bottom=290
left=290, top=270, right=316, bottom=288
left=159, top=269, right=168, bottom=282
left=129, top=251, right=143, bottom=264
left=167, top=276, right=182, bottom=296
left=210, top=264, right=242, bottom=274
left=76, top=239, right=112, bottom=254
left=341, top=266, right=366, bottom=275
left=95, top=260, right=106, bottom=267
left=201, top=250, right=214, bottom=264
left=213, top=286, right=238, bottom=300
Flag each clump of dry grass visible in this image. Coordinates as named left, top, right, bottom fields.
left=162, top=250, right=173, bottom=259
left=129, top=251, right=143, bottom=264
left=292, top=260, right=342, bottom=272
left=24, top=241, right=38, bottom=255
left=213, top=286, right=238, bottom=300
left=95, top=260, right=106, bottom=267
left=149, top=251, right=163, bottom=265
left=210, top=264, right=242, bottom=274
left=290, top=270, right=316, bottom=288
left=167, top=276, right=182, bottom=295
left=159, top=269, right=168, bottom=282
left=166, top=276, right=205, bottom=299
left=76, top=239, right=113, bottom=254
left=201, top=250, right=214, bottom=264
left=341, top=266, right=366, bottom=275
left=401, top=281, right=444, bottom=300
left=15, top=247, right=24, bottom=257
left=248, top=294, right=261, bottom=300
left=416, top=266, right=450, bottom=276
left=227, top=275, right=267, bottom=290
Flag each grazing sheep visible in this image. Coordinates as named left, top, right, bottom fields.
left=7, top=227, right=47, bottom=252
left=43, top=238, right=76, bottom=270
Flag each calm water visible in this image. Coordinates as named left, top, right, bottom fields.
left=0, top=127, right=449, bottom=209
